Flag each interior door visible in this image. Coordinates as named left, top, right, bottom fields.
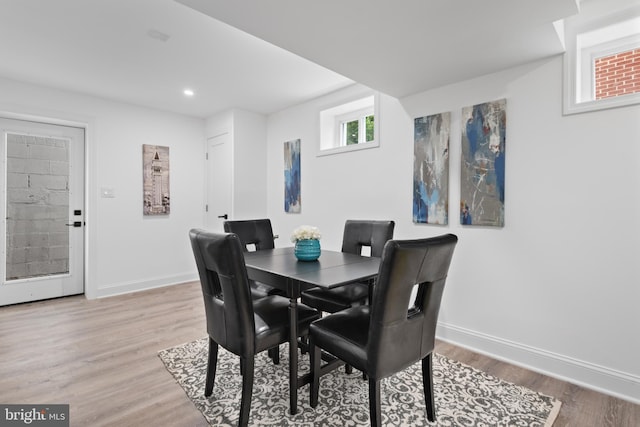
left=0, top=118, right=85, bottom=306
left=206, top=133, right=232, bottom=231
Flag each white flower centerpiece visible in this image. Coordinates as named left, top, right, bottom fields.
left=291, top=225, right=322, bottom=261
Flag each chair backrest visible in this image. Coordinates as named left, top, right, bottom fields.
left=189, top=229, right=256, bottom=356
left=224, top=219, right=276, bottom=252
left=367, top=234, right=458, bottom=379
left=341, top=220, right=395, bottom=257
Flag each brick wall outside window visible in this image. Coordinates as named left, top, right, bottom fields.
left=594, top=48, right=640, bottom=100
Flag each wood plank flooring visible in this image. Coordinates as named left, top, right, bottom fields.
left=0, top=281, right=637, bottom=426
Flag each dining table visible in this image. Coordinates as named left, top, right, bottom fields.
left=243, top=246, right=381, bottom=415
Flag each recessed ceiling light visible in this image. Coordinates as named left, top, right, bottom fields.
left=183, top=89, right=194, bottom=97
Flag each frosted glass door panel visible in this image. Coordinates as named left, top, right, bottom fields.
left=5, top=133, right=70, bottom=280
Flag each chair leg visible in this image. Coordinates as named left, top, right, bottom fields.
left=345, top=364, right=353, bottom=374
left=368, top=378, right=382, bottom=427
left=238, top=355, right=255, bottom=427
left=205, top=337, right=218, bottom=397
left=299, top=335, right=308, bottom=354
left=422, top=353, right=436, bottom=422
left=309, top=336, right=321, bottom=408
left=268, top=346, right=280, bottom=365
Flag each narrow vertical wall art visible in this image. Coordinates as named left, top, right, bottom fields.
left=460, top=99, right=506, bottom=226
left=284, top=138, right=301, bottom=213
left=413, top=112, right=450, bottom=224
left=143, top=144, right=170, bottom=215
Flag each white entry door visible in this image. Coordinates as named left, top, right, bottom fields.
left=0, top=118, right=85, bottom=306
left=206, top=133, right=232, bottom=231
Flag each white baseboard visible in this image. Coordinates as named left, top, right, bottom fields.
left=436, top=322, right=640, bottom=405
left=91, top=272, right=199, bottom=299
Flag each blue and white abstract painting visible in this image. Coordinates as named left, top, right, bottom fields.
left=413, top=112, right=450, bottom=224
left=460, top=99, right=506, bottom=227
left=284, top=139, right=301, bottom=213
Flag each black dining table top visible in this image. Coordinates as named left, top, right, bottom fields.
left=244, top=247, right=380, bottom=291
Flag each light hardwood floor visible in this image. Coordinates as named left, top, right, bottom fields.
left=0, top=281, right=637, bottom=426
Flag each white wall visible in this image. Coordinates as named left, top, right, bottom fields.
left=232, top=110, right=267, bottom=219
left=265, top=57, right=640, bottom=402
left=0, top=77, right=205, bottom=298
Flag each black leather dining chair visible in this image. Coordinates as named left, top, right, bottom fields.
left=301, top=219, right=394, bottom=374
left=309, top=234, right=458, bottom=427
left=223, top=219, right=286, bottom=299
left=301, top=220, right=395, bottom=313
left=301, top=220, right=394, bottom=375
left=189, top=229, right=321, bottom=427
left=224, top=219, right=288, bottom=364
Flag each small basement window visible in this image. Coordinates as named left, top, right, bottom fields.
left=563, top=4, right=640, bottom=114
left=319, top=93, right=379, bottom=156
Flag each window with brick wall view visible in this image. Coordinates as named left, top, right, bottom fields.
left=594, top=47, right=640, bottom=100
left=563, top=6, right=640, bottom=114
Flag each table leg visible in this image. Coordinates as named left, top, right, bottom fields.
left=368, top=278, right=375, bottom=305
left=288, top=279, right=299, bottom=415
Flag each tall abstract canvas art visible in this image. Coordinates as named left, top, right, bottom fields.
left=143, top=144, right=170, bottom=215
left=413, top=112, right=450, bottom=224
left=284, top=139, right=301, bottom=213
left=460, top=99, right=506, bottom=226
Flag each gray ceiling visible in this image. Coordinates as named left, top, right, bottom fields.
left=0, top=0, right=590, bottom=118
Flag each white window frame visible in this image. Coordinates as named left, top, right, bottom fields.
left=319, top=93, right=379, bottom=156
left=563, top=4, right=640, bottom=115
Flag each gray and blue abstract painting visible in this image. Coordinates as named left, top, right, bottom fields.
left=460, top=99, right=506, bottom=227
left=413, top=112, right=450, bottom=224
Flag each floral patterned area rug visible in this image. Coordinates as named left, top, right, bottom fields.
left=158, top=338, right=561, bottom=426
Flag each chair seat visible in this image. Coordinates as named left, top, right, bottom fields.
left=309, top=306, right=370, bottom=371
left=250, top=280, right=286, bottom=299
left=253, top=295, right=321, bottom=353
left=301, top=282, right=369, bottom=313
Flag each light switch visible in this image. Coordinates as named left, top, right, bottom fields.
left=101, top=187, right=115, bottom=198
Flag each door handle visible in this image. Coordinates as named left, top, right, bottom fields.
left=217, top=214, right=228, bottom=220
left=65, top=221, right=83, bottom=227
